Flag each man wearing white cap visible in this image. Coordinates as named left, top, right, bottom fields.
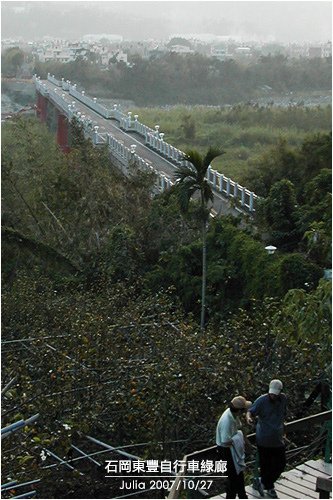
left=246, top=380, right=287, bottom=499
left=216, top=395, right=252, bottom=498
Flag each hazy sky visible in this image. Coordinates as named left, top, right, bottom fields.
left=1, top=1, right=332, bottom=43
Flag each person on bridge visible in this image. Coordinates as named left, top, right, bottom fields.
left=246, top=379, right=287, bottom=499
left=216, top=395, right=252, bottom=498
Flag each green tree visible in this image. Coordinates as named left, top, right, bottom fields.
left=303, top=221, right=332, bottom=268
left=180, top=114, right=196, bottom=140
left=298, top=168, right=332, bottom=241
left=274, top=279, right=331, bottom=365
left=174, top=147, right=224, bottom=330
left=300, top=132, right=332, bottom=183
left=276, top=253, right=322, bottom=295
left=244, top=139, right=301, bottom=197
left=258, top=178, right=300, bottom=251
left=1, top=116, right=154, bottom=275
left=1, top=47, right=25, bottom=77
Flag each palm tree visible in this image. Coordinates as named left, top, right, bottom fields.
left=174, top=147, right=224, bottom=331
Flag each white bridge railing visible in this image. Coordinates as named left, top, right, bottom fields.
left=34, top=75, right=173, bottom=194
left=34, top=74, right=258, bottom=211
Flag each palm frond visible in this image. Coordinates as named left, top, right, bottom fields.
left=174, top=163, right=198, bottom=183
left=203, top=146, right=225, bottom=169
left=183, top=150, right=208, bottom=182
left=183, top=150, right=203, bottom=170
left=177, top=182, right=198, bottom=212
left=174, top=147, right=220, bottom=214
left=202, top=180, right=214, bottom=204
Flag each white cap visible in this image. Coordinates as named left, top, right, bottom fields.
left=269, top=379, right=283, bottom=395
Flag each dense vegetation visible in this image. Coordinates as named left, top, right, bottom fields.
left=129, top=104, right=332, bottom=182
left=1, top=46, right=26, bottom=77
left=2, top=115, right=331, bottom=497
left=33, top=52, right=332, bottom=105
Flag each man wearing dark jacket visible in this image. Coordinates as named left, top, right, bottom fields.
left=246, top=380, right=287, bottom=499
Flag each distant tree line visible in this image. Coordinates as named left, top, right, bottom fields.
left=33, top=52, right=332, bottom=105
left=1, top=46, right=25, bottom=77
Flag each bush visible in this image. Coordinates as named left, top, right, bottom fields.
left=277, top=254, right=323, bottom=295
left=146, top=217, right=323, bottom=319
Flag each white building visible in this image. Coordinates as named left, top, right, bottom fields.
left=37, top=47, right=87, bottom=63
left=234, top=47, right=252, bottom=57
left=169, top=45, right=194, bottom=55
left=321, top=41, right=332, bottom=58
left=211, top=47, right=230, bottom=61
left=82, top=34, right=123, bottom=44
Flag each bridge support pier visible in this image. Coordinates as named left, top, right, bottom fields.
left=36, top=91, right=70, bottom=153
left=36, top=92, right=48, bottom=123
left=57, top=112, right=70, bottom=153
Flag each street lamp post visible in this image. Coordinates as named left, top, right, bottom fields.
left=265, top=245, right=277, bottom=255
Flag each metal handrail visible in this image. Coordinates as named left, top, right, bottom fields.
left=1, top=414, right=39, bottom=439
left=167, top=410, right=332, bottom=499
left=181, top=410, right=332, bottom=461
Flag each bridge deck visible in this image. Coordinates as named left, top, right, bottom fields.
left=212, top=459, right=332, bottom=499
left=41, top=79, right=243, bottom=219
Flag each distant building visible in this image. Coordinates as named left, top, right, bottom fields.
left=148, top=45, right=168, bottom=59
left=1, top=38, right=24, bottom=50
left=169, top=33, right=243, bottom=44
left=82, top=34, right=123, bottom=43
left=286, top=44, right=308, bottom=58
left=321, top=41, right=332, bottom=58
left=115, top=50, right=128, bottom=64
left=235, top=46, right=252, bottom=55
left=211, top=47, right=229, bottom=61
left=308, top=46, right=322, bottom=58
left=287, top=41, right=332, bottom=59
left=169, top=44, right=194, bottom=55
left=35, top=43, right=87, bottom=63
left=233, top=46, right=253, bottom=60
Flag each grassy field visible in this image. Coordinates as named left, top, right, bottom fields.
left=129, top=104, right=332, bottom=184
